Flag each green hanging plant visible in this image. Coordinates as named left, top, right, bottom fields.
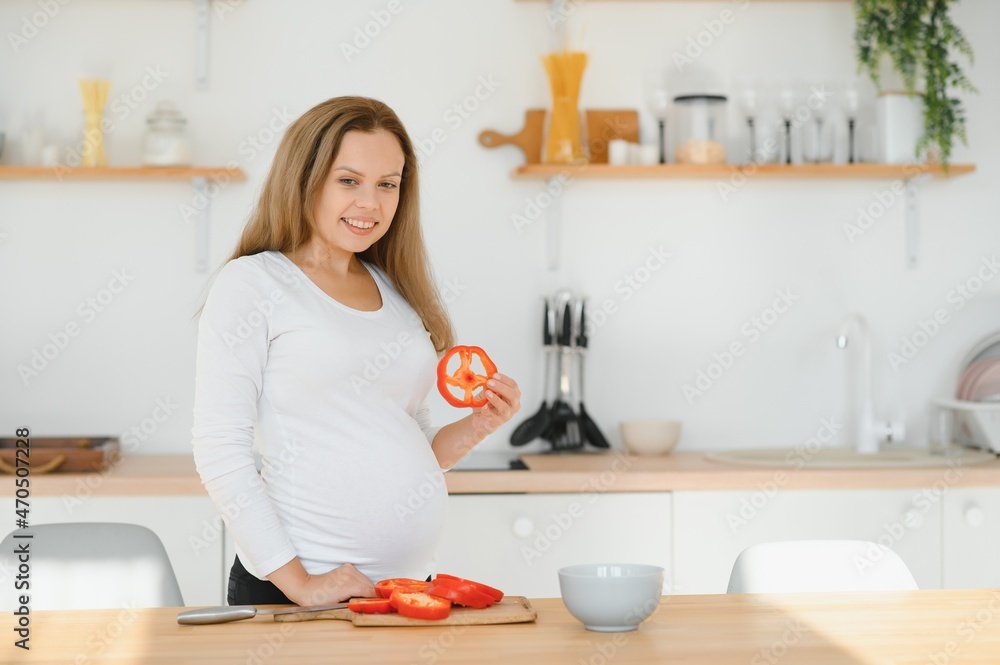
left=854, top=0, right=976, bottom=166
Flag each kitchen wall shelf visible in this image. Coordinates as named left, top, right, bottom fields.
left=0, top=166, right=245, bottom=181
left=0, top=165, right=247, bottom=273
left=512, top=163, right=975, bottom=180
left=512, top=163, right=975, bottom=270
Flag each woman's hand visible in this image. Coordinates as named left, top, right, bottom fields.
left=470, top=373, right=521, bottom=441
left=296, top=563, right=376, bottom=605
left=269, top=559, right=375, bottom=606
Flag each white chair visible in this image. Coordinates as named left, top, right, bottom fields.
left=0, top=522, right=184, bottom=610
left=727, top=540, right=919, bottom=594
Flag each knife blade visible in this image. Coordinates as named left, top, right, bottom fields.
left=177, top=601, right=350, bottom=625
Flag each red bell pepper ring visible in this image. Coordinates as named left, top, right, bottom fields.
left=436, top=345, right=498, bottom=408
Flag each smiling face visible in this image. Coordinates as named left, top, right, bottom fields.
left=310, top=129, right=405, bottom=258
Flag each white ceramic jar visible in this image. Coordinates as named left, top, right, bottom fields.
left=877, top=92, right=924, bottom=164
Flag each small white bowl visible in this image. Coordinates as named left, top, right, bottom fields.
left=620, top=419, right=681, bottom=456
left=558, top=563, right=664, bottom=632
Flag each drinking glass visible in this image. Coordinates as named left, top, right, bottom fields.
left=643, top=70, right=670, bottom=164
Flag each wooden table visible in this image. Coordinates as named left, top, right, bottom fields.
left=18, top=589, right=1000, bottom=664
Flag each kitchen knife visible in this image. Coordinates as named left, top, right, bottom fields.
left=576, top=299, right=610, bottom=448
left=177, top=602, right=350, bottom=625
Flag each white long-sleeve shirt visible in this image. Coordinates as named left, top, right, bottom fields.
left=191, top=251, right=447, bottom=582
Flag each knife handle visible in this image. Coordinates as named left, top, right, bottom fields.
left=561, top=301, right=573, bottom=348
left=177, top=605, right=257, bottom=625
left=543, top=298, right=553, bottom=346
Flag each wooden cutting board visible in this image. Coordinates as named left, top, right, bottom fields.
left=274, top=596, right=536, bottom=627
left=478, top=111, right=545, bottom=165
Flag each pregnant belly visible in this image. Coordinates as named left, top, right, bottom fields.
left=276, top=444, right=448, bottom=579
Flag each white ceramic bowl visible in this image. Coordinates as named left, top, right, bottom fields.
left=558, top=563, right=665, bottom=632
left=620, top=420, right=681, bottom=456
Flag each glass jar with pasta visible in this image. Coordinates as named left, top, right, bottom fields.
left=542, top=50, right=588, bottom=164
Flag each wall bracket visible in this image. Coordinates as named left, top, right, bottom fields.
left=904, top=173, right=932, bottom=268
left=193, top=176, right=210, bottom=273
left=195, top=0, right=211, bottom=90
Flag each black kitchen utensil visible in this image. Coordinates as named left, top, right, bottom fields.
left=549, top=297, right=582, bottom=451
left=510, top=299, right=555, bottom=446
left=575, top=300, right=610, bottom=449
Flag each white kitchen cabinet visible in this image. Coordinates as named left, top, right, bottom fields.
left=672, top=489, right=943, bottom=594
left=30, top=496, right=226, bottom=606
left=943, top=487, right=1000, bottom=588
left=436, top=492, right=672, bottom=598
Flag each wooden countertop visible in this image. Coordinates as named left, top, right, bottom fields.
left=24, top=590, right=1000, bottom=664
left=3, top=451, right=999, bottom=497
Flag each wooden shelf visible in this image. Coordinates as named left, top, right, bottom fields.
left=512, top=163, right=975, bottom=181
left=0, top=166, right=246, bottom=181
left=0, top=165, right=247, bottom=273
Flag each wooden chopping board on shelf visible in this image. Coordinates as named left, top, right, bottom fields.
left=274, top=596, right=536, bottom=627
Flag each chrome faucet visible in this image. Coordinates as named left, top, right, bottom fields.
left=836, top=314, right=904, bottom=454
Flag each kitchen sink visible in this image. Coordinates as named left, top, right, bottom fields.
left=704, top=446, right=998, bottom=469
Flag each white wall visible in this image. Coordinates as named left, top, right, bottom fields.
left=2, top=0, right=998, bottom=456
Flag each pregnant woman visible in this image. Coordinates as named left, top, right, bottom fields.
left=191, top=96, right=520, bottom=606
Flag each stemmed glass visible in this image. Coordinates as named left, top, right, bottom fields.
left=803, top=84, right=833, bottom=164
left=844, top=87, right=859, bottom=164
left=778, top=87, right=796, bottom=165
left=739, top=88, right=758, bottom=164
left=643, top=70, right=670, bottom=164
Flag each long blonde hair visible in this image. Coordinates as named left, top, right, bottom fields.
left=225, top=96, right=454, bottom=353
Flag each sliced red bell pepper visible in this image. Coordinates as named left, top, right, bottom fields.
left=426, top=583, right=494, bottom=609
left=433, top=574, right=504, bottom=602
left=374, top=578, right=430, bottom=599
left=436, top=345, right=498, bottom=408
left=389, top=590, right=452, bottom=620
left=347, top=598, right=394, bottom=614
